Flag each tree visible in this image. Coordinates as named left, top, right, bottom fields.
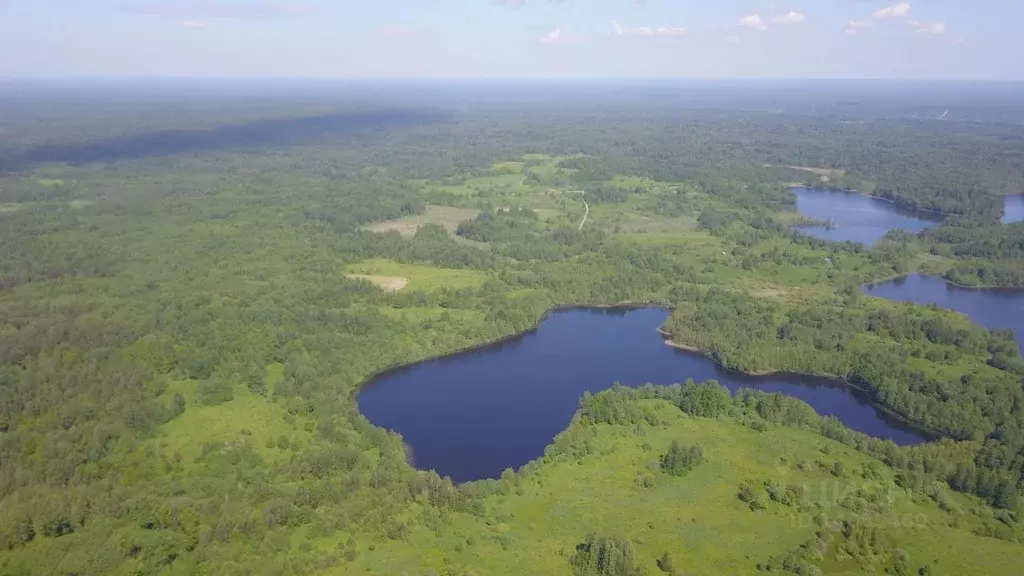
left=661, top=441, right=704, bottom=477
left=677, top=382, right=731, bottom=418
left=570, top=534, right=645, bottom=576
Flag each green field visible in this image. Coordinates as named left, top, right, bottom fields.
left=346, top=258, right=491, bottom=292
left=362, top=205, right=481, bottom=237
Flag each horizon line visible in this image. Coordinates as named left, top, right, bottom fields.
left=3, top=76, right=1024, bottom=83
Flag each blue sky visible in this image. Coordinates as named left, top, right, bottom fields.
left=0, top=1, right=1020, bottom=79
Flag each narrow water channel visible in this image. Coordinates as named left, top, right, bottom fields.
left=864, top=274, right=1024, bottom=351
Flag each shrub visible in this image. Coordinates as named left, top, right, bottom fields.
left=661, top=441, right=704, bottom=477
left=570, top=534, right=644, bottom=576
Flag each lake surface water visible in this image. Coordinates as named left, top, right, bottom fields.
left=1002, top=195, right=1024, bottom=224
left=864, top=274, right=1024, bottom=352
left=792, top=187, right=943, bottom=246
left=358, top=307, right=928, bottom=482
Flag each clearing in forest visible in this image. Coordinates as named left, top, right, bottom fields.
left=346, top=274, right=409, bottom=292
left=788, top=166, right=847, bottom=183
left=363, top=205, right=480, bottom=237
left=156, top=374, right=314, bottom=467
left=345, top=258, right=489, bottom=292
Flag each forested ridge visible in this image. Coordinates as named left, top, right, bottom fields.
left=1, top=83, right=1024, bottom=574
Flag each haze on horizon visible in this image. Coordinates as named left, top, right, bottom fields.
left=0, top=0, right=1021, bottom=80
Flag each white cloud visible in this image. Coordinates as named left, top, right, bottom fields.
left=724, top=35, right=741, bottom=44
left=873, top=2, right=911, bottom=19
left=844, top=20, right=869, bottom=35
left=909, top=20, right=947, bottom=35
left=182, top=20, right=204, bottom=29
left=771, top=11, right=805, bottom=25
left=740, top=14, right=768, bottom=31
left=539, top=29, right=579, bottom=44
left=612, top=21, right=686, bottom=37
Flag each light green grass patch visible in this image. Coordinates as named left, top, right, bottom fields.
left=492, top=161, right=525, bottom=173
left=362, top=205, right=480, bottom=237
left=346, top=258, right=489, bottom=292
left=352, top=400, right=1020, bottom=576
left=155, top=382, right=312, bottom=466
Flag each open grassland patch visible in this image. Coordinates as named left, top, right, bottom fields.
left=351, top=400, right=1020, bottom=576
left=363, top=205, right=479, bottom=237
left=346, top=274, right=409, bottom=292
left=615, top=213, right=699, bottom=233
left=346, top=258, right=489, bottom=292
left=155, top=379, right=312, bottom=467
left=789, top=166, right=847, bottom=183
left=492, top=161, right=525, bottom=173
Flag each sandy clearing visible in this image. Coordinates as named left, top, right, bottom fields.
left=363, top=206, right=479, bottom=237
left=347, top=274, right=409, bottom=292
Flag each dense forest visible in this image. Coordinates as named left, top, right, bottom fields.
left=1, top=81, right=1024, bottom=575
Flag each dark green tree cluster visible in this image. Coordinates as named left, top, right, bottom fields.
left=570, top=534, right=645, bottom=576
left=660, top=441, right=704, bottom=477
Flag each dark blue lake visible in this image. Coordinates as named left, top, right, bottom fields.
left=792, top=187, right=943, bottom=246
left=864, top=274, right=1024, bottom=352
left=1002, top=195, right=1024, bottom=224
left=358, top=307, right=928, bottom=482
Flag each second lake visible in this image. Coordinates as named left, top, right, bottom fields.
left=792, top=187, right=943, bottom=246
left=358, top=307, right=928, bottom=482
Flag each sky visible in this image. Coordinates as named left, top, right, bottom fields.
left=0, top=1, right=1021, bottom=79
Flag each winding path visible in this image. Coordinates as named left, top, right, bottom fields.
left=577, top=190, right=588, bottom=232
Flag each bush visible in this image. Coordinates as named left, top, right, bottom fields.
left=570, top=534, right=644, bottom=576
left=657, top=552, right=676, bottom=574
left=738, top=481, right=757, bottom=503
left=661, top=441, right=704, bottom=477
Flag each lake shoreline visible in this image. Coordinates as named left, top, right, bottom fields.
left=864, top=272, right=1024, bottom=293
left=358, top=301, right=668, bottom=391
left=789, top=185, right=954, bottom=218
